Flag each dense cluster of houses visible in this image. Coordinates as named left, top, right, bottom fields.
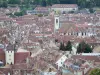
left=0, top=4, right=100, bottom=75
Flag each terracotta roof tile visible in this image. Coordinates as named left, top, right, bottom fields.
left=71, top=55, right=100, bottom=62
left=14, top=52, right=30, bottom=64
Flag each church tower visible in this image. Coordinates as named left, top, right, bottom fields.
left=54, top=15, right=60, bottom=32
left=5, top=44, right=14, bottom=65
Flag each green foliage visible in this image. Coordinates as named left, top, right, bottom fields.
left=14, top=11, right=26, bottom=16
left=59, top=42, right=65, bottom=51
left=65, top=41, right=72, bottom=52
left=59, top=41, right=72, bottom=52
left=77, top=41, right=92, bottom=53
left=8, top=0, right=20, bottom=4
left=0, top=0, right=8, bottom=8
left=68, top=11, right=75, bottom=13
left=77, top=41, right=86, bottom=53
left=0, top=0, right=100, bottom=9
left=38, top=14, right=43, bottom=17
left=84, top=44, right=93, bottom=53
left=6, top=13, right=16, bottom=17
left=89, top=8, right=94, bottom=13
left=33, top=0, right=60, bottom=6
left=89, top=68, right=100, bottom=75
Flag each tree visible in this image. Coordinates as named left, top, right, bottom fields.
left=77, top=41, right=93, bottom=53
left=8, top=0, right=20, bottom=4
left=77, top=41, right=86, bottom=53
left=96, top=0, right=100, bottom=7
left=2, top=1, right=8, bottom=8
left=0, top=0, right=8, bottom=8
left=77, top=0, right=87, bottom=8
left=14, top=11, right=26, bottom=16
left=89, top=68, right=100, bottom=75
left=41, top=0, right=47, bottom=7
left=84, top=44, right=93, bottom=53
left=65, top=41, right=72, bottom=52
left=38, top=14, right=43, bottom=17
left=89, top=8, right=94, bottom=13
left=59, top=42, right=65, bottom=51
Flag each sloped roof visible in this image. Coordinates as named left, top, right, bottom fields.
left=52, top=4, right=78, bottom=8
left=6, top=44, right=14, bottom=51
left=71, top=55, right=100, bottom=62
left=0, top=50, right=5, bottom=64
left=14, top=52, right=30, bottom=64
left=17, top=47, right=30, bottom=52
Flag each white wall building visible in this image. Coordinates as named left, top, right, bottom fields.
left=51, top=4, right=78, bottom=13
left=5, top=44, right=14, bottom=65
left=55, top=55, right=67, bottom=69
left=54, top=15, right=60, bottom=32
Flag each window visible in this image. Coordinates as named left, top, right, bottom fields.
left=85, top=32, right=86, bottom=35
left=56, top=19, right=58, bottom=23
left=71, top=33, right=73, bottom=35
left=77, top=33, right=78, bottom=36
left=82, top=32, right=83, bottom=36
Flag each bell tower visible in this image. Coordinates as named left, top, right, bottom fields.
left=5, top=43, right=14, bottom=65
left=54, top=15, right=60, bottom=32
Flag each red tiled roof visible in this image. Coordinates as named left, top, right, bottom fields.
left=0, top=68, right=11, bottom=75
left=12, top=63, right=28, bottom=69
left=0, top=48, right=4, bottom=53
left=0, top=53, right=5, bottom=64
left=34, top=7, right=49, bottom=11
left=71, top=55, right=100, bottom=62
left=14, top=52, right=30, bottom=64
left=0, top=48, right=5, bottom=64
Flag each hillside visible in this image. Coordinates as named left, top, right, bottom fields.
left=0, top=0, right=100, bottom=8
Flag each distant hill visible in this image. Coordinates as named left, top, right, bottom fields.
left=0, top=0, right=100, bottom=8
